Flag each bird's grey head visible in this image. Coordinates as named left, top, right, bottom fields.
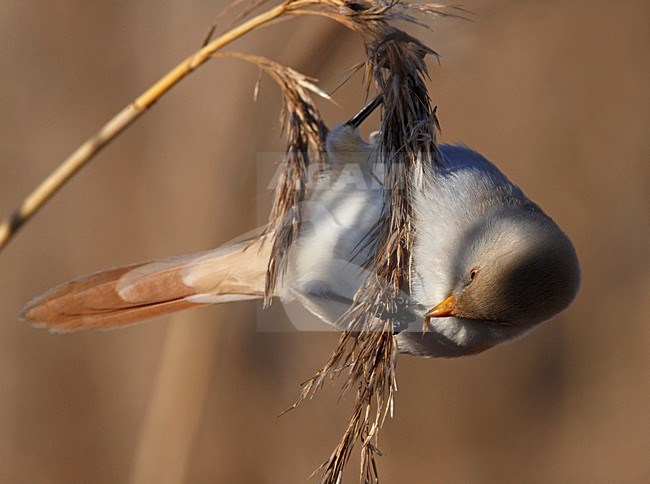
left=426, top=207, right=581, bottom=328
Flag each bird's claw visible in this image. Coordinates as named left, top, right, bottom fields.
left=421, top=315, right=431, bottom=338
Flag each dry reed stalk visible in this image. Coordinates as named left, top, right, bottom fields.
left=0, top=0, right=321, bottom=253
left=2, top=1, right=463, bottom=482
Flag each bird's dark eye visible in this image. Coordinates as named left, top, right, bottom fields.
left=469, top=268, right=478, bottom=282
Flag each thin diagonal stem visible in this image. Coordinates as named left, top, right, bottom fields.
left=0, top=0, right=315, bottom=253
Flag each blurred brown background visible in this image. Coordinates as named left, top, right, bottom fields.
left=1, top=1, right=648, bottom=482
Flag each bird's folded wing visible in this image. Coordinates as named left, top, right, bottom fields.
left=21, top=237, right=270, bottom=333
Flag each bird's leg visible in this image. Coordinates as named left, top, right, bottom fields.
left=346, top=95, right=382, bottom=128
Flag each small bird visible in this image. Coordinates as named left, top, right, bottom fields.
left=22, top=100, right=580, bottom=358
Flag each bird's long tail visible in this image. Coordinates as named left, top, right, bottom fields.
left=21, top=236, right=270, bottom=333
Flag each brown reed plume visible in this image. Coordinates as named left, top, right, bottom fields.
left=256, top=2, right=463, bottom=481
left=284, top=14, right=448, bottom=484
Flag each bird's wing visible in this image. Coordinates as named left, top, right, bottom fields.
left=21, top=236, right=270, bottom=333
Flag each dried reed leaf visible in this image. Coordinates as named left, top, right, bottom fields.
left=211, top=54, right=330, bottom=299
left=218, top=53, right=331, bottom=303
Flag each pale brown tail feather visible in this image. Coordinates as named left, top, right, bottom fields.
left=21, top=237, right=271, bottom=333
